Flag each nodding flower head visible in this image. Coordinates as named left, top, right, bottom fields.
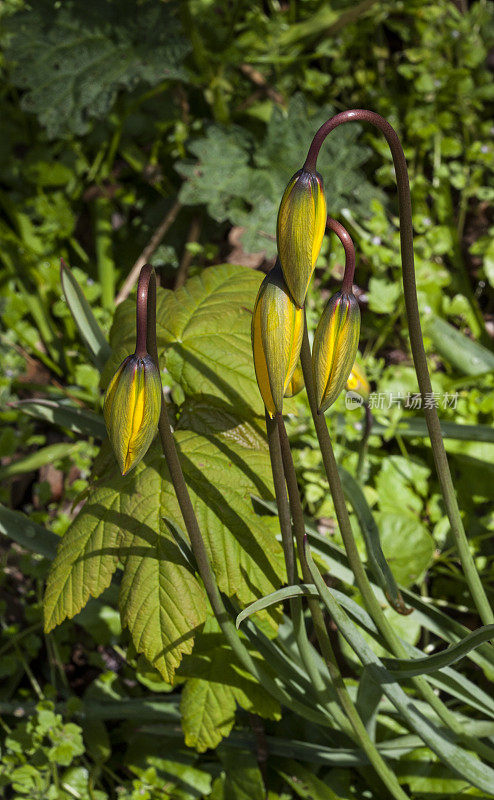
left=252, top=262, right=304, bottom=417
left=312, top=290, right=360, bottom=413
left=277, top=168, right=327, bottom=307
left=346, top=361, right=370, bottom=402
left=103, top=353, right=162, bottom=475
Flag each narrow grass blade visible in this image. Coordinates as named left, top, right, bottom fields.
left=304, top=539, right=494, bottom=794
left=382, top=625, right=494, bottom=678
left=356, top=666, right=382, bottom=740
left=0, top=442, right=83, bottom=480
left=338, top=467, right=411, bottom=614
left=60, top=258, right=112, bottom=369
left=237, top=583, right=494, bottom=717
left=0, top=504, right=58, bottom=559
left=371, top=419, right=494, bottom=443
left=253, top=495, right=494, bottom=672
left=236, top=584, right=312, bottom=628
left=15, top=399, right=106, bottom=438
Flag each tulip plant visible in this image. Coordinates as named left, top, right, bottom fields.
left=46, top=110, right=494, bottom=798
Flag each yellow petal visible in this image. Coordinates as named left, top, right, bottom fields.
left=277, top=169, right=327, bottom=307
left=312, top=291, right=361, bottom=413
left=252, top=263, right=304, bottom=415
left=103, top=354, right=162, bottom=474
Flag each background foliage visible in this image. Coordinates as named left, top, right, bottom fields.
left=0, top=0, right=493, bottom=798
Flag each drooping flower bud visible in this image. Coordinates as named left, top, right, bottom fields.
left=252, top=262, right=304, bottom=417
left=312, top=291, right=360, bottom=413
left=277, top=169, right=327, bottom=307
left=346, top=361, right=370, bottom=402
left=284, top=361, right=304, bottom=398
left=103, top=353, right=162, bottom=475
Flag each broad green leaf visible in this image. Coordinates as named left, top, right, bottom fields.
left=212, top=749, right=265, bottom=800
left=5, top=0, right=189, bottom=138
left=375, top=512, right=434, bottom=587
left=43, top=482, right=122, bottom=632
left=119, top=518, right=207, bottom=682
left=108, top=264, right=265, bottom=415
left=60, top=260, right=111, bottom=369
left=158, top=432, right=285, bottom=613
left=180, top=655, right=237, bottom=752
left=179, top=619, right=280, bottom=752
left=424, top=314, right=494, bottom=376
left=45, top=425, right=284, bottom=674
left=0, top=504, right=58, bottom=560
left=304, top=542, right=494, bottom=795
left=177, top=398, right=266, bottom=450
left=16, top=399, right=106, bottom=438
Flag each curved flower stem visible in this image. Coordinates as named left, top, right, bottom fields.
left=300, top=316, right=494, bottom=764
left=305, top=109, right=492, bottom=627
left=276, top=413, right=411, bottom=800
left=326, top=216, right=356, bottom=293
left=135, top=265, right=333, bottom=727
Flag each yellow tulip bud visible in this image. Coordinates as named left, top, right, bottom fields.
left=346, top=361, right=370, bottom=402
left=284, top=361, right=304, bottom=398
left=312, top=291, right=360, bottom=413
left=277, top=168, right=327, bottom=307
left=103, top=353, right=162, bottom=475
left=252, top=263, right=304, bottom=417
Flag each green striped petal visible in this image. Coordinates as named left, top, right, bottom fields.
left=312, top=291, right=361, bottom=413
left=277, top=169, right=327, bottom=307
left=103, top=353, right=162, bottom=475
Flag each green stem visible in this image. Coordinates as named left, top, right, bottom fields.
left=136, top=265, right=335, bottom=727
left=305, top=109, right=492, bottom=627
left=300, top=319, right=494, bottom=764
left=276, top=417, right=410, bottom=800
left=266, top=413, right=341, bottom=712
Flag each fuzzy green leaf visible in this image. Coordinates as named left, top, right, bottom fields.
left=5, top=0, right=189, bottom=138
left=177, top=95, right=381, bottom=255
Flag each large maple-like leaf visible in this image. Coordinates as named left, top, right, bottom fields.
left=105, top=264, right=265, bottom=415
left=44, top=427, right=284, bottom=679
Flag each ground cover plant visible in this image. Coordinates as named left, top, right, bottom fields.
left=1, top=0, right=493, bottom=798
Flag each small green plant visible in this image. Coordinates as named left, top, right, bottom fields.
left=37, top=110, right=494, bottom=799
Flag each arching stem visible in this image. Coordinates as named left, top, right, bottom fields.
left=326, top=216, right=356, bottom=294
left=305, top=109, right=492, bottom=626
